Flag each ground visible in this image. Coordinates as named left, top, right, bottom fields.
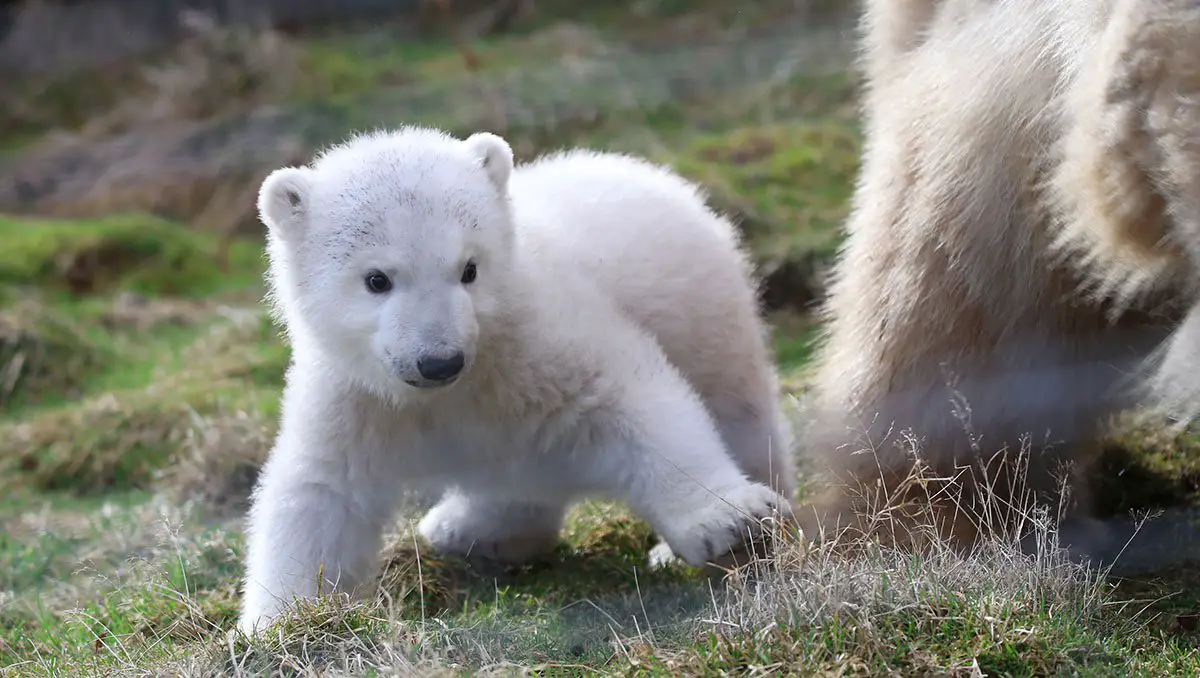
left=1, top=2, right=1199, bottom=675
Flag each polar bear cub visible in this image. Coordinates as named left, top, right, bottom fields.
left=237, top=125, right=795, bottom=634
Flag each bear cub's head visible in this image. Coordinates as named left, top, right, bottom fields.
left=258, top=126, right=516, bottom=396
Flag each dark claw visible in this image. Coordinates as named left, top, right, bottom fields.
left=707, top=512, right=784, bottom=569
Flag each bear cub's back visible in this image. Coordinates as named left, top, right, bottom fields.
left=508, top=149, right=771, bottom=398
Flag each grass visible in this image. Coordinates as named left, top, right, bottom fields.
left=0, top=214, right=264, bottom=297
left=0, top=2, right=1199, bottom=676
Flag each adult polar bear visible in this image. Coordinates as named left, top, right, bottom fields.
left=807, top=0, right=1200, bottom=550
left=236, top=126, right=795, bottom=633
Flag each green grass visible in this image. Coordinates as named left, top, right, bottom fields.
left=0, top=214, right=264, bottom=298
left=1099, top=422, right=1200, bottom=516
left=669, top=117, right=860, bottom=261
left=2, top=3, right=1200, bottom=676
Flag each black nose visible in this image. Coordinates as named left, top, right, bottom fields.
left=416, top=352, right=465, bottom=382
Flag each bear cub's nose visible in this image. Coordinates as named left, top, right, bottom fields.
left=417, top=352, right=465, bottom=382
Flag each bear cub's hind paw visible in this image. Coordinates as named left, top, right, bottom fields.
left=416, top=496, right=563, bottom=571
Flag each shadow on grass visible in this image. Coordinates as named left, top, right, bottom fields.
left=370, top=514, right=727, bottom=666
left=1095, top=439, right=1200, bottom=519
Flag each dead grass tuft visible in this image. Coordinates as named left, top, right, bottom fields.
left=602, top=444, right=1135, bottom=675
left=697, top=514, right=1106, bottom=671
left=2, top=390, right=199, bottom=494
left=153, top=407, right=273, bottom=513
left=100, top=292, right=215, bottom=332
left=0, top=296, right=108, bottom=410
left=0, top=306, right=285, bottom=496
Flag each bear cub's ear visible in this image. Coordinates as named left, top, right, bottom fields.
left=464, top=132, right=514, bottom=191
left=259, top=166, right=313, bottom=242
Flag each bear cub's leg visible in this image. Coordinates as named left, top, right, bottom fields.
left=238, top=445, right=400, bottom=635
left=648, top=401, right=796, bottom=569
left=417, top=489, right=567, bottom=568
left=712, top=401, right=797, bottom=502
left=590, top=360, right=793, bottom=570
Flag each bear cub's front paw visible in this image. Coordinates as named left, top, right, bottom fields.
left=664, top=482, right=792, bottom=570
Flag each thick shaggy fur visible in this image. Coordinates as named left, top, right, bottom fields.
left=805, top=0, right=1200, bottom=552
left=237, top=126, right=794, bottom=634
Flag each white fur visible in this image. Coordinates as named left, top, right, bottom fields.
left=804, top=0, right=1200, bottom=551
left=238, top=125, right=794, bottom=634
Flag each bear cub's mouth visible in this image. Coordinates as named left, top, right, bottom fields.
left=404, top=376, right=460, bottom=389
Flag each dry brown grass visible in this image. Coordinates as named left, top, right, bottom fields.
left=0, top=296, right=108, bottom=410
left=152, top=407, right=274, bottom=513
left=100, top=291, right=219, bottom=331
left=0, top=304, right=283, bottom=497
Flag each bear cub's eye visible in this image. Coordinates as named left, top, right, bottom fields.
left=364, top=270, right=393, bottom=294
left=461, top=260, right=478, bottom=285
